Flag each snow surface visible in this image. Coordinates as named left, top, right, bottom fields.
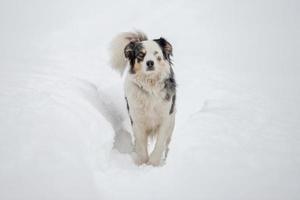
left=0, top=0, right=299, bottom=199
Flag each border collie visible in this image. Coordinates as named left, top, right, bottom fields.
left=109, top=31, right=176, bottom=166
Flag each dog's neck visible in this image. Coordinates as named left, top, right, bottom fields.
left=130, top=72, right=165, bottom=95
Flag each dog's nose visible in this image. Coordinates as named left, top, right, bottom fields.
left=146, top=60, right=154, bottom=67
left=146, top=60, right=154, bottom=70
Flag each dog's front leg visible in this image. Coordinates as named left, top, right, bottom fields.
left=133, top=125, right=149, bottom=165
left=148, top=118, right=174, bottom=166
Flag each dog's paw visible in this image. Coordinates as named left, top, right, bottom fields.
left=132, top=153, right=149, bottom=166
left=135, top=158, right=148, bottom=166
left=147, top=156, right=162, bottom=167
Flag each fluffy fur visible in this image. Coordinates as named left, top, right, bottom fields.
left=109, top=31, right=176, bottom=166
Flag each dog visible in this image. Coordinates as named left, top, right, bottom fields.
left=109, top=31, right=176, bottom=166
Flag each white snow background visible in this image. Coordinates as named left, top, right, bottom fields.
left=0, top=0, right=299, bottom=199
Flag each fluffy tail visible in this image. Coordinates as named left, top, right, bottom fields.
left=109, top=31, right=148, bottom=75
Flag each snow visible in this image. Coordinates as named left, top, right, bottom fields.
left=0, top=0, right=299, bottom=199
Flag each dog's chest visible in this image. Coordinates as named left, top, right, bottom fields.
left=125, top=81, right=170, bottom=126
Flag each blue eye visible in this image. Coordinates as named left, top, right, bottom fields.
left=137, top=52, right=146, bottom=62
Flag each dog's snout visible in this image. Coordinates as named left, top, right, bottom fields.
left=146, top=60, right=154, bottom=71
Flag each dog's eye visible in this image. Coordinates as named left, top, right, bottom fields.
left=138, top=52, right=145, bottom=57
left=137, top=52, right=145, bottom=62
left=157, top=56, right=162, bottom=61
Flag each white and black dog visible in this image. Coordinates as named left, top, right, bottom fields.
left=110, top=31, right=176, bottom=166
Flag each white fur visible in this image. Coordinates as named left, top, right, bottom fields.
left=110, top=32, right=175, bottom=166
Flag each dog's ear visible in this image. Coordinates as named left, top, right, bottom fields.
left=124, top=41, right=136, bottom=60
left=154, top=37, right=173, bottom=63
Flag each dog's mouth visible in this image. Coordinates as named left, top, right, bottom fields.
left=146, top=66, right=155, bottom=71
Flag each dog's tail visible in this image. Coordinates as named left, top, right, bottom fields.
left=109, top=31, right=148, bottom=75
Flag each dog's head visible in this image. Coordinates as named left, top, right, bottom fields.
left=124, top=38, right=173, bottom=75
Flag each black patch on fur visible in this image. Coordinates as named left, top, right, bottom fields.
left=163, top=67, right=176, bottom=114
left=153, top=37, right=173, bottom=65
left=125, top=97, right=133, bottom=125
left=169, top=94, right=176, bottom=114
left=124, top=42, right=144, bottom=74
left=164, top=67, right=176, bottom=100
